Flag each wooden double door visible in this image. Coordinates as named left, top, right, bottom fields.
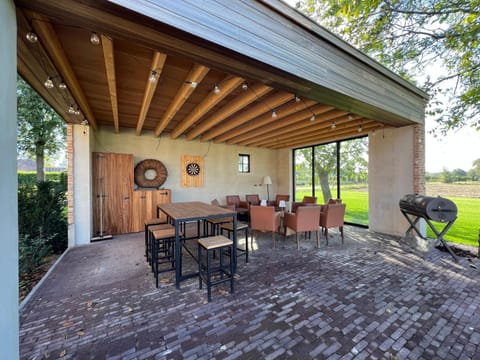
left=93, top=152, right=171, bottom=236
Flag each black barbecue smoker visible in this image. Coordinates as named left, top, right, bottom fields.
left=399, top=194, right=458, bottom=261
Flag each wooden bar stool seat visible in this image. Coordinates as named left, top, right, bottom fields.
left=220, top=221, right=250, bottom=263
left=197, top=236, right=234, bottom=302
left=151, top=226, right=182, bottom=288
left=144, top=218, right=167, bottom=259
left=146, top=223, right=172, bottom=266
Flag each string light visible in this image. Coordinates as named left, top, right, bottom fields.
left=90, top=32, right=100, bottom=45
left=26, top=32, right=38, bottom=43
left=358, top=124, right=363, bottom=132
left=68, top=105, right=75, bottom=114
left=74, top=108, right=81, bottom=116
left=149, top=70, right=157, bottom=83
left=185, top=81, right=197, bottom=88
left=44, top=77, right=54, bottom=89
left=272, top=110, right=278, bottom=118
left=214, top=83, right=220, bottom=94
left=331, top=121, right=336, bottom=129
left=310, top=114, right=316, bottom=121
left=295, top=96, right=301, bottom=103
left=242, top=82, right=248, bottom=90
left=58, top=82, right=67, bottom=90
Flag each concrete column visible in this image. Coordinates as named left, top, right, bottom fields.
left=369, top=125, right=419, bottom=236
left=68, top=123, right=93, bottom=246
left=0, top=1, right=19, bottom=358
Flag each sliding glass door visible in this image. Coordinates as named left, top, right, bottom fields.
left=293, top=136, right=369, bottom=226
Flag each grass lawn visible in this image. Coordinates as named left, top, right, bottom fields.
left=296, top=186, right=479, bottom=247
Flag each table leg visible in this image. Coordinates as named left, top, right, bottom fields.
left=175, top=220, right=181, bottom=289
left=232, top=213, right=237, bottom=273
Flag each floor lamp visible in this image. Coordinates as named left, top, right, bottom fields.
left=263, top=175, right=272, bottom=201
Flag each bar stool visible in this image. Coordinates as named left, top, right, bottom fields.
left=204, top=217, right=232, bottom=236
left=144, top=218, right=166, bottom=258
left=197, top=236, right=234, bottom=302
left=147, top=223, right=172, bottom=267
left=151, top=226, right=179, bottom=288
left=220, top=221, right=250, bottom=263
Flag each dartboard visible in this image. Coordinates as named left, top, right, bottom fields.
left=186, top=162, right=200, bottom=176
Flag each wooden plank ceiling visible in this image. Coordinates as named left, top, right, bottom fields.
left=15, top=4, right=388, bottom=149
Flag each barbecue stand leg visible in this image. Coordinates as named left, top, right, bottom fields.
left=425, top=218, right=458, bottom=263
left=401, top=211, right=425, bottom=239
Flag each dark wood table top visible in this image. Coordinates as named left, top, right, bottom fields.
left=158, top=201, right=236, bottom=221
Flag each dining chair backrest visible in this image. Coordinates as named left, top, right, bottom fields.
left=250, top=205, right=278, bottom=231
left=246, top=194, right=260, bottom=206
left=294, top=206, right=321, bottom=232
left=321, top=203, right=346, bottom=228
left=302, top=196, right=317, bottom=204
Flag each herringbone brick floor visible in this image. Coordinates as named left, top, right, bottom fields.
left=19, top=226, right=480, bottom=359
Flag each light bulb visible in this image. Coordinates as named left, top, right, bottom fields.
left=242, top=82, right=248, bottom=90
left=82, top=118, right=89, bottom=126
left=331, top=122, right=336, bottom=129
left=58, top=82, right=67, bottom=90
left=90, top=32, right=100, bottom=45
left=358, top=125, right=363, bottom=132
left=310, top=114, right=316, bottom=121
left=295, top=96, right=301, bottom=102
left=44, top=77, right=54, bottom=89
left=190, top=81, right=197, bottom=88
left=214, top=83, right=220, bottom=94
left=272, top=110, right=277, bottom=118
left=68, top=105, right=75, bottom=114
left=26, top=32, right=38, bottom=43
left=149, top=70, right=157, bottom=83
left=74, top=109, right=81, bottom=116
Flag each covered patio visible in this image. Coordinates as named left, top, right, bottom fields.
left=1, top=0, right=433, bottom=358
left=20, top=228, right=480, bottom=359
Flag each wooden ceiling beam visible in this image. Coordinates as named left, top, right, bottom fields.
left=154, top=64, right=210, bottom=137
left=185, top=83, right=272, bottom=140
left=270, top=121, right=379, bottom=149
left=136, top=51, right=167, bottom=135
left=244, top=110, right=352, bottom=147
left=202, top=91, right=295, bottom=142
left=170, top=75, right=244, bottom=139
left=30, top=13, right=97, bottom=129
left=227, top=103, right=331, bottom=145
left=220, top=99, right=318, bottom=145
left=252, top=115, right=363, bottom=147
left=101, top=35, right=119, bottom=133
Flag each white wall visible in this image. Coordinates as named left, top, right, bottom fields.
left=69, top=124, right=93, bottom=246
left=92, top=126, right=284, bottom=204
left=0, top=0, right=19, bottom=358
left=369, top=126, right=415, bottom=236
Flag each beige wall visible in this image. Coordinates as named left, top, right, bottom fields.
left=369, top=125, right=417, bottom=236
left=93, top=127, right=287, bottom=205
left=0, top=0, right=19, bottom=358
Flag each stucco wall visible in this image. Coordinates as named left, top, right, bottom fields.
left=369, top=126, right=416, bottom=236
left=0, top=0, right=19, bottom=358
left=93, top=127, right=284, bottom=205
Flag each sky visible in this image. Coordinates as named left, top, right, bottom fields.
left=283, top=0, right=480, bottom=173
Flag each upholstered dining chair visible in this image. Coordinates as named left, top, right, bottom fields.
left=245, top=194, right=261, bottom=207
left=284, top=205, right=321, bottom=250
left=249, top=205, right=281, bottom=249
left=268, top=194, right=290, bottom=211
left=291, top=196, right=317, bottom=213
left=319, top=203, right=346, bottom=245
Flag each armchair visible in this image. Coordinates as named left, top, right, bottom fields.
left=284, top=206, right=321, bottom=250
left=245, top=194, right=261, bottom=207
left=268, top=194, right=290, bottom=211
left=291, top=196, right=317, bottom=213
left=249, top=205, right=281, bottom=249
left=226, top=195, right=249, bottom=212
left=319, top=203, right=346, bottom=245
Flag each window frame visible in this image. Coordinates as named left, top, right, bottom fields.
left=238, top=153, right=250, bottom=173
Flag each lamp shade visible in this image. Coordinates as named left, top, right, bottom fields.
left=262, top=176, right=272, bottom=185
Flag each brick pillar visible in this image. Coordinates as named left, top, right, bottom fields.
left=413, top=124, right=425, bottom=195
left=67, top=124, right=74, bottom=225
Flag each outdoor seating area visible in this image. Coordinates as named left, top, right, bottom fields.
left=19, top=226, right=480, bottom=359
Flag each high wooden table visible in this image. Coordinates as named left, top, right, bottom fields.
left=157, top=201, right=237, bottom=289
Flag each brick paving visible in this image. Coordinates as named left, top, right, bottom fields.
left=19, top=226, right=480, bottom=359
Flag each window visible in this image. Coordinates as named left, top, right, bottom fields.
left=293, top=136, right=369, bottom=226
left=238, top=154, right=250, bottom=173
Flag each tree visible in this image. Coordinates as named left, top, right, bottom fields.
left=296, top=138, right=368, bottom=203
left=17, top=76, right=66, bottom=182
left=296, top=0, right=480, bottom=134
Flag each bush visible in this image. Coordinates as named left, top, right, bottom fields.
left=18, top=235, right=52, bottom=274
left=18, top=171, right=67, bottom=187
left=18, top=181, right=67, bottom=254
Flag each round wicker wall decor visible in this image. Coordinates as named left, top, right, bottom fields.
left=134, top=159, right=168, bottom=188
